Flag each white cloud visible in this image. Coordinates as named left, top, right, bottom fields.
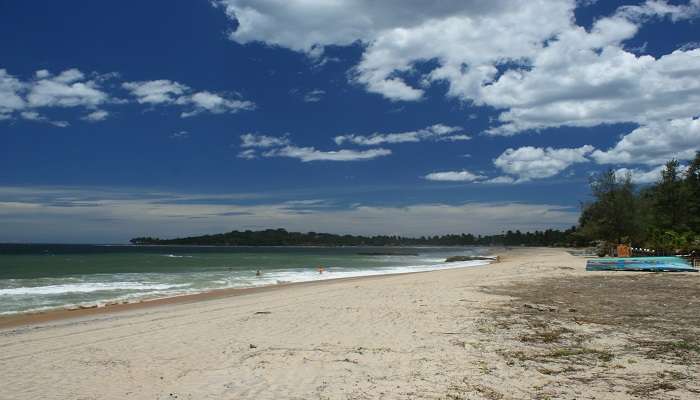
left=591, top=118, right=700, bottom=165
left=494, top=145, right=594, bottom=182
left=2, top=69, right=255, bottom=125
left=82, top=110, right=109, bottom=122
left=214, top=1, right=700, bottom=137
left=179, top=91, right=255, bottom=117
left=1, top=68, right=113, bottom=124
left=239, top=133, right=391, bottom=162
left=263, top=146, right=391, bottom=162
left=237, top=149, right=258, bottom=159
left=35, top=69, right=50, bottom=79
left=216, top=0, right=573, bottom=103
left=303, top=89, right=325, bottom=103
left=483, top=43, right=700, bottom=135
left=483, top=176, right=516, bottom=185
left=615, top=165, right=664, bottom=184
left=215, top=0, right=503, bottom=53
left=0, top=69, right=26, bottom=119
left=50, top=120, right=70, bottom=128
left=679, top=41, right=700, bottom=51
left=19, top=111, right=44, bottom=121
left=123, top=80, right=255, bottom=117
left=615, top=0, right=700, bottom=22
left=615, top=164, right=689, bottom=184
left=19, top=110, right=69, bottom=127
left=240, top=133, right=291, bottom=148
left=122, top=80, right=188, bottom=104
left=27, top=68, right=109, bottom=109
left=424, top=170, right=485, bottom=182
left=334, top=124, right=469, bottom=146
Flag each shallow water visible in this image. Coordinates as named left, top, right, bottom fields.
left=0, top=244, right=492, bottom=315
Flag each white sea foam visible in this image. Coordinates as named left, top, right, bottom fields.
left=0, top=282, right=190, bottom=296
left=0, top=255, right=492, bottom=315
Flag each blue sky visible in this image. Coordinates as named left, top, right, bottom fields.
left=1, top=0, right=700, bottom=243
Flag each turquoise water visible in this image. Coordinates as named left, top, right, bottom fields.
left=0, top=244, right=492, bottom=315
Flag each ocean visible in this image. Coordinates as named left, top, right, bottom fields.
left=0, top=244, right=493, bottom=315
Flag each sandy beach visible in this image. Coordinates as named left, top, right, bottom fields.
left=1, top=247, right=699, bottom=399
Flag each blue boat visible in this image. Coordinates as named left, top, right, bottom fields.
left=586, top=256, right=698, bottom=272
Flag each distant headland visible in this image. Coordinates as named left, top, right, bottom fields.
left=130, top=227, right=585, bottom=247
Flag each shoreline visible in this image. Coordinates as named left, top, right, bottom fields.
left=0, top=257, right=497, bottom=330
left=3, top=247, right=698, bottom=399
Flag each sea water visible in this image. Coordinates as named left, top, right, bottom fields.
left=0, top=244, right=493, bottom=315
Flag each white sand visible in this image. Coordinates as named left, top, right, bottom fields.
left=0, top=248, right=696, bottom=399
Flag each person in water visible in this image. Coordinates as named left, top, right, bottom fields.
left=318, top=266, right=324, bottom=274
left=255, top=270, right=261, bottom=277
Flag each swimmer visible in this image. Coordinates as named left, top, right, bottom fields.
left=318, top=266, right=324, bottom=274
left=256, top=270, right=261, bottom=277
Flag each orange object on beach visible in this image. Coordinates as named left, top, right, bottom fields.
left=617, top=244, right=631, bottom=258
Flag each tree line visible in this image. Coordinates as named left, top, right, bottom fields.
left=579, top=152, right=700, bottom=254
left=130, top=226, right=584, bottom=247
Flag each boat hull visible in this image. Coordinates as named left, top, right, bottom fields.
left=586, top=257, right=697, bottom=272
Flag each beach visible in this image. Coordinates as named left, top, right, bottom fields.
left=1, top=247, right=699, bottom=399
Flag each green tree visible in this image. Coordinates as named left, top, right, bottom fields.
left=579, top=169, right=640, bottom=245
left=684, top=152, right=700, bottom=233
left=646, top=159, right=688, bottom=231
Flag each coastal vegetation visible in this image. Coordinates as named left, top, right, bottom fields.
left=131, top=227, right=584, bottom=247
left=579, top=152, right=700, bottom=254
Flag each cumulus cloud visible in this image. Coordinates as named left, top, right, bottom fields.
left=215, top=0, right=505, bottom=53
left=614, top=165, right=664, bottom=184
left=483, top=42, right=700, bottom=135
left=178, top=91, right=255, bottom=117
left=19, top=111, right=44, bottom=121
left=0, top=68, right=111, bottom=123
left=483, top=176, right=517, bottom=185
left=424, top=170, right=485, bottom=182
left=122, top=80, right=254, bottom=117
left=263, top=146, right=391, bottom=162
left=82, top=110, right=109, bottom=122
left=26, top=68, right=110, bottom=109
left=240, top=133, right=291, bottom=148
left=493, top=145, right=595, bottom=182
left=0, top=69, right=26, bottom=119
left=215, top=0, right=700, bottom=138
left=216, top=0, right=572, bottom=103
left=615, top=164, right=690, bottom=184
left=334, top=124, right=469, bottom=146
left=591, top=118, right=700, bottom=165
left=2, top=68, right=255, bottom=125
left=122, top=80, right=188, bottom=104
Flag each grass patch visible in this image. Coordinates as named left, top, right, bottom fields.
left=543, top=347, right=614, bottom=362
left=635, top=339, right=700, bottom=362
left=520, top=327, right=572, bottom=344
left=627, top=381, right=678, bottom=397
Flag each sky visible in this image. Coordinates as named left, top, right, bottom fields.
left=1, top=0, right=700, bottom=243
